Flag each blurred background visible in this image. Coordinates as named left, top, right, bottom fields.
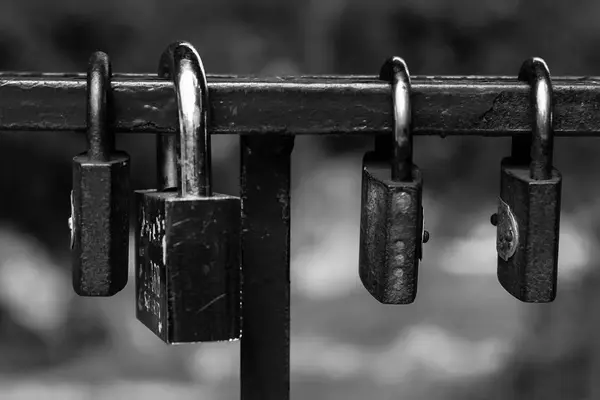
left=0, top=0, right=599, bottom=399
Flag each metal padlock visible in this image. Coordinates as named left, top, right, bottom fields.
left=135, top=42, right=242, bottom=344
left=358, top=57, right=429, bottom=305
left=491, top=57, right=561, bottom=303
left=71, top=51, right=130, bottom=297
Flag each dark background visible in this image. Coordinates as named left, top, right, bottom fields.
left=0, top=0, right=599, bottom=399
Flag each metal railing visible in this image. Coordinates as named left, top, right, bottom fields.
left=2, top=73, right=600, bottom=135
left=6, top=46, right=598, bottom=399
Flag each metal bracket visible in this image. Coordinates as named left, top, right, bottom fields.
left=496, top=197, right=519, bottom=261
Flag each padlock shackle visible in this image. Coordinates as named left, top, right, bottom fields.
left=517, top=57, right=554, bottom=181
left=379, top=57, right=413, bottom=182
left=86, top=51, right=114, bottom=161
left=158, top=42, right=211, bottom=197
left=157, top=134, right=178, bottom=191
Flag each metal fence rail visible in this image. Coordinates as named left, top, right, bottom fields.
left=3, top=73, right=600, bottom=135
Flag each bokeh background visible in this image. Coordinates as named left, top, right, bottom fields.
left=0, top=0, right=599, bottom=399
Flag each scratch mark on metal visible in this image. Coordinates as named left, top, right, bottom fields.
left=172, top=217, right=192, bottom=228
left=197, top=293, right=226, bottom=314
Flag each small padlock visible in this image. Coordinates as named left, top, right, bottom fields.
left=358, top=57, right=429, bottom=305
left=491, top=57, right=561, bottom=303
left=135, top=42, right=242, bottom=344
left=71, top=51, right=130, bottom=296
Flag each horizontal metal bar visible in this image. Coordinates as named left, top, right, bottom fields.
left=1, top=73, right=600, bottom=136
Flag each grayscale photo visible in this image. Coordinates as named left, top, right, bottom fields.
left=0, top=1, right=595, bottom=399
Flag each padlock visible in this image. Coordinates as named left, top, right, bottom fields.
left=71, top=51, right=130, bottom=297
left=358, top=57, right=429, bottom=305
left=134, top=42, right=242, bottom=344
left=491, top=57, right=561, bottom=303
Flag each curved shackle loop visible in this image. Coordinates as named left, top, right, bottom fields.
left=379, top=56, right=413, bottom=182
left=87, top=51, right=113, bottom=161
left=517, top=57, right=554, bottom=181
left=158, top=41, right=211, bottom=197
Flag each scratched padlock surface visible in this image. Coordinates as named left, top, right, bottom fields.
left=135, top=189, right=242, bottom=344
left=135, top=189, right=168, bottom=340
left=359, top=158, right=423, bottom=304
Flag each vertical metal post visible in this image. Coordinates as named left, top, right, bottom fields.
left=240, top=135, right=295, bottom=400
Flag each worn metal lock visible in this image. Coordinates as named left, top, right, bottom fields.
left=71, top=51, right=130, bottom=296
left=135, top=42, right=242, bottom=344
left=358, top=57, right=429, bottom=305
left=491, top=57, right=561, bottom=303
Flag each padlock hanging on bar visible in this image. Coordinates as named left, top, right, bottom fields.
left=134, top=41, right=242, bottom=344
left=358, top=56, right=429, bottom=305
left=491, top=57, right=562, bottom=303
left=71, top=51, right=131, bottom=297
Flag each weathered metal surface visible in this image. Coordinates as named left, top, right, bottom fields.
left=2, top=74, right=600, bottom=135
left=359, top=155, right=423, bottom=304
left=72, top=158, right=130, bottom=296
left=71, top=51, right=130, bottom=297
left=359, top=57, right=425, bottom=305
left=495, top=197, right=519, bottom=262
left=134, top=190, right=242, bottom=343
left=134, top=42, right=242, bottom=343
left=240, top=134, right=294, bottom=400
left=497, top=160, right=561, bottom=302
left=496, top=58, right=562, bottom=303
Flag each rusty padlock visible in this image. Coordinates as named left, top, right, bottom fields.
left=358, top=56, right=429, bottom=305
left=135, top=42, right=242, bottom=343
left=71, top=51, right=130, bottom=296
left=491, top=57, right=562, bottom=303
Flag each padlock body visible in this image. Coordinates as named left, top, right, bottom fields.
left=359, top=152, right=423, bottom=304
left=72, top=151, right=130, bottom=296
left=135, top=190, right=241, bottom=344
left=498, top=157, right=562, bottom=302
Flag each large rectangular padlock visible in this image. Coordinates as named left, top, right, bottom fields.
left=359, top=57, right=428, bottom=304
left=135, top=42, right=241, bottom=344
left=71, top=51, right=130, bottom=297
left=493, top=58, right=561, bottom=303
